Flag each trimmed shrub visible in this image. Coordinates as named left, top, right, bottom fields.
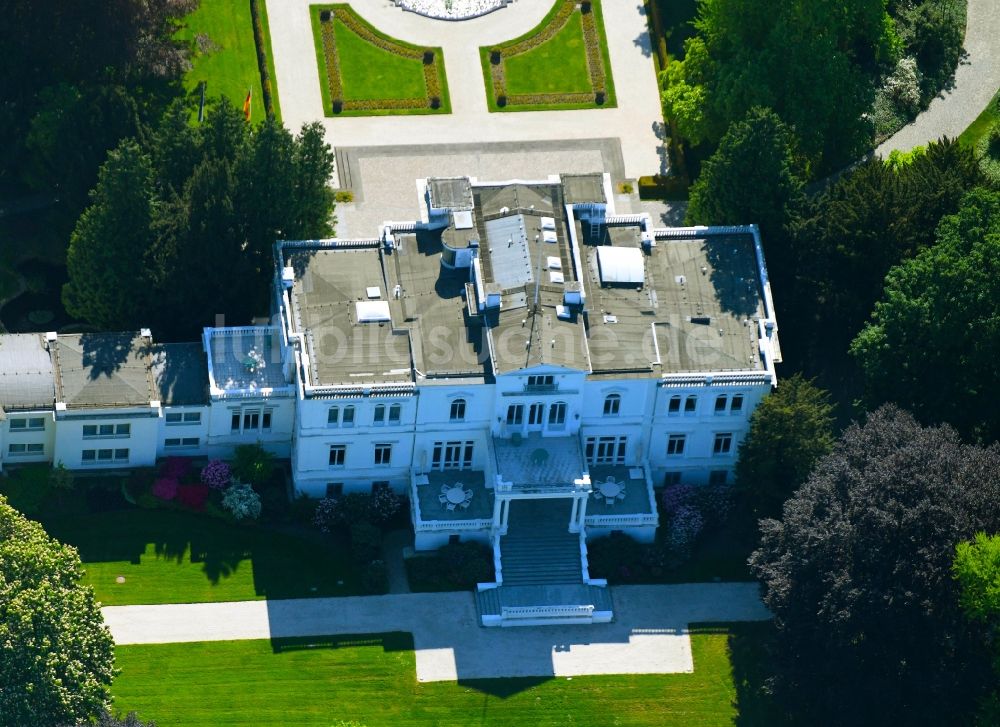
left=231, top=444, right=273, bottom=487
left=350, top=521, right=383, bottom=564
left=320, top=9, right=331, bottom=21
left=222, top=482, right=262, bottom=521
left=152, top=478, right=179, bottom=501
left=581, top=0, right=592, bottom=13
left=490, top=49, right=502, bottom=65
left=497, top=95, right=507, bottom=107
left=332, top=99, right=344, bottom=114
left=361, top=559, right=389, bottom=595
left=595, top=91, right=605, bottom=105
left=406, top=541, right=494, bottom=591
left=200, top=459, right=231, bottom=489
left=423, top=49, right=435, bottom=64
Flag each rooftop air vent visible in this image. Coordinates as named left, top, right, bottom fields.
left=547, top=256, right=562, bottom=270
left=690, top=315, right=712, bottom=325
left=366, top=286, right=382, bottom=299
left=596, top=246, right=645, bottom=285
left=355, top=301, right=391, bottom=323
left=540, top=216, right=556, bottom=231
left=453, top=210, right=474, bottom=230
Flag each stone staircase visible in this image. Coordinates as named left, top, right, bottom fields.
left=500, top=500, right=582, bottom=586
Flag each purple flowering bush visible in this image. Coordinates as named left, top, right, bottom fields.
left=369, top=484, right=402, bottom=525
left=660, top=484, right=695, bottom=516
left=667, top=504, right=704, bottom=556
left=200, top=459, right=232, bottom=489
left=691, top=484, right=734, bottom=528
left=159, top=456, right=192, bottom=481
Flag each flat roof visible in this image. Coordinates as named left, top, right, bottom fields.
left=580, top=223, right=766, bottom=376
left=51, top=333, right=155, bottom=409
left=150, top=343, right=209, bottom=406
left=0, top=333, right=54, bottom=411
left=289, top=247, right=412, bottom=386
left=205, top=327, right=290, bottom=394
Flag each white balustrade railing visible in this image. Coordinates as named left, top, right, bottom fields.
left=414, top=518, right=493, bottom=532
left=501, top=605, right=595, bottom=620
left=584, top=512, right=659, bottom=528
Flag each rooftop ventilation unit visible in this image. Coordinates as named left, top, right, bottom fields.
left=355, top=301, right=391, bottom=323
left=596, top=246, right=645, bottom=285
left=542, top=230, right=558, bottom=244
left=281, top=266, right=295, bottom=289
left=366, top=286, right=382, bottom=299
left=540, top=216, right=556, bottom=231
left=549, top=271, right=565, bottom=284
left=556, top=304, right=571, bottom=320
left=453, top=210, right=474, bottom=230
left=547, top=256, right=562, bottom=270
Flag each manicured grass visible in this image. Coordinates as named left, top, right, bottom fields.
left=334, top=19, right=426, bottom=100
left=174, top=0, right=281, bottom=123
left=958, top=86, right=1000, bottom=147
left=481, top=0, right=617, bottom=112
left=310, top=5, right=450, bottom=117
left=503, top=15, right=592, bottom=95
left=113, top=624, right=777, bottom=726
left=25, top=504, right=362, bottom=605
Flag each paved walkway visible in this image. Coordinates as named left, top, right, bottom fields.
left=103, top=583, right=769, bottom=682
left=265, top=0, right=666, bottom=178
left=876, top=0, right=1000, bottom=156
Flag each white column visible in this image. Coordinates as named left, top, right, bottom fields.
left=569, top=496, right=580, bottom=533
left=577, top=491, right=589, bottom=530
left=501, top=498, right=510, bottom=532
left=493, top=494, right=503, bottom=531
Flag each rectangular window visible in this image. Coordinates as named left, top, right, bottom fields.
left=7, top=443, right=26, bottom=455
left=99, top=424, right=114, bottom=436
left=585, top=436, right=627, bottom=465
left=164, top=438, right=181, bottom=447
left=506, top=404, right=524, bottom=426
left=166, top=412, right=201, bottom=426
left=709, top=470, right=728, bottom=486
left=664, top=471, right=682, bottom=486
left=668, top=396, right=681, bottom=414
left=231, top=412, right=241, bottom=432
left=449, top=399, right=466, bottom=421
left=373, top=405, right=386, bottom=424
left=388, top=404, right=401, bottom=423
left=165, top=438, right=199, bottom=449
left=83, top=425, right=97, bottom=437
left=374, top=444, right=392, bottom=466
left=548, top=402, right=567, bottom=426
left=83, top=423, right=129, bottom=439
left=11, top=418, right=45, bottom=431
left=114, top=448, right=129, bottom=461
left=715, top=395, right=728, bottom=413
left=82, top=450, right=96, bottom=462
left=667, top=434, right=686, bottom=455
left=326, top=482, right=344, bottom=498
left=526, top=375, right=555, bottom=388
left=262, top=410, right=272, bottom=432
left=26, top=443, right=43, bottom=453
left=9, top=418, right=26, bottom=430
left=713, top=433, right=733, bottom=455
left=684, top=396, right=697, bottom=414
left=730, top=395, right=744, bottom=413
left=329, top=445, right=346, bottom=467
left=27, top=417, right=45, bottom=430
left=243, top=411, right=260, bottom=431
left=97, top=449, right=113, bottom=461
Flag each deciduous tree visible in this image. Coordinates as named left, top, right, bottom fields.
left=0, top=496, right=115, bottom=727
left=750, top=406, right=1000, bottom=725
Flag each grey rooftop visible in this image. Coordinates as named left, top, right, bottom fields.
left=150, top=343, right=209, bottom=406
left=51, top=332, right=156, bottom=409
left=0, top=333, right=55, bottom=411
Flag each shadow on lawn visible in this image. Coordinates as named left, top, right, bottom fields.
left=271, top=631, right=413, bottom=654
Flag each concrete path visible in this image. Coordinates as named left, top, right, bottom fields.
left=876, top=0, right=1000, bottom=156
left=382, top=529, right=413, bottom=594
left=265, top=0, right=666, bottom=178
left=103, top=583, right=769, bottom=682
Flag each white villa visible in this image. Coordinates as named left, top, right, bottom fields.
left=0, top=173, right=781, bottom=626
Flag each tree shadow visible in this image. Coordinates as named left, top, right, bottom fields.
left=701, top=236, right=764, bottom=319
left=271, top=631, right=413, bottom=654
left=457, top=676, right=553, bottom=698
left=79, top=331, right=135, bottom=380
left=720, top=621, right=792, bottom=727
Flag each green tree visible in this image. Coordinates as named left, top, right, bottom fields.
left=750, top=405, right=1000, bottom=725
left=735, top=375, right=835, bottom=519
left=954, top=533, right=1000, bottom=726
left=662, top=0, right=897, bottom=169
left=687, top=107, right=805, bottom=233
left=851, top=187, right=1000, bottom=443
left=0, top=496, right=115, bottom=727
left=63, top=139, right=156, bottom=330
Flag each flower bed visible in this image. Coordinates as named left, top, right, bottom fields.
left=312, top=4, right=451, bottom=116
left=481, top=0, right=616, bottom=112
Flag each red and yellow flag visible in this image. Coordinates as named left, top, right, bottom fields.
left=242, top=87, right=252, bottom=121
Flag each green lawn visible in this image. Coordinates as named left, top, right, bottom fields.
left=503, top=14, right=592, bottom=95
left=112, top=624, right=780, bottom=726
left=174, top=0, right=281, bottom=123
left=334, top=19, right=426, bottom=100
left=958, top=86, right=1000, bottom=147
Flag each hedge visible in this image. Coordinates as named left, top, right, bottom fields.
left=637, top=174, right=690, bottom=201
left=249, top=0, right=275, bottom=117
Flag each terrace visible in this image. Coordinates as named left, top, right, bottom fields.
left=411, top=470, right=495, bottom=547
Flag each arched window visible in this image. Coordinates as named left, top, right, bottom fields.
left=327, top=406, right=339, bottom=426
left=388, top=403, right=401, bottom=423
left=603, top=393, right=621, bottom=416
left=450, top=398, right=466, bottom=421
left=373, top=404, right=386, bottom=424
left=668, top=395, right=681, bottom=414
left=342, top=406, right=355, bottom=426
left=548, top=402, right=567, bottom=426
left=684, top=395, right=697, bottom=413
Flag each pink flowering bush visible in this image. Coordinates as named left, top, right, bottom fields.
left=660, top=484, right=695, bottom=516
left=200, top=459, right=232, bottom=489
left=152, top=477, right=179, bottom=501
left=667, top=504, right=704, bottom=555
left=692, top=484, right=734, bottom=527
left=369, top=484, right=402, bottom=525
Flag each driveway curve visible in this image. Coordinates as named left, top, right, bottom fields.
left=876, top=0, right=1000, bottom=156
